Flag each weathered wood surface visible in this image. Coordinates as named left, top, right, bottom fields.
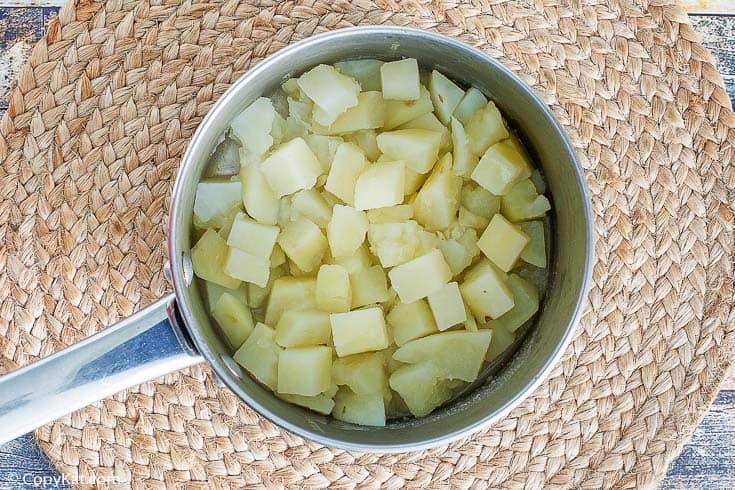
left=0, top=5, right=732, bottom=490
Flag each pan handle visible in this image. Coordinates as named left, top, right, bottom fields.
left=0, top=294, right=203, bottom=444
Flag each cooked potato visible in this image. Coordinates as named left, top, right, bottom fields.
left=477, top=214, right=529, bottom=272
left=333, top=352, right=387, bottom=395
left=278, top=346, right=332, bottom=396
left=427, top=282, right=467, bottom=331
left=212, top=292, right=254, bottom=348
left=376, top=129, right=442, bottom=174
left=389, top=361, right=449, bottom=417
left=333, top=387, right=386, bottom=426
left=398, top=112, right=452, bottom=152
left=275, top=309, right=332, bottom=347
left=458, top=206, right=490, bottom=230
left=383, top=85, right=434, bottom=129
left=279, top=393, right=335, bottom=415
left=224, top=247, right=270, bottom=287
left=330, top=244, right=373, bottom=274
left=193, top=179, right=243, bottom=229
left=334, top=59, right=383, bottom=91
left=192, top=229, right=241, bottom=289
left=291, top=189, right=332, bottom=228
left=366, top=204, right=413, bottom=224
left=325, top=142, right=368, bottom=205
left=260, top=137, right=322, bottom=198
left=518, top=220, right=546, bottom=268
left=344, top=129, right=381, bottom=161
left=450, top=117, right=479, bottom=178
left=278, top=218, right=328, bottom=273
left=297, top=64, right=360, bottom=125
left=492, top=274, right=539, bottom=332
left=386, top=299, right=438, bottom=346
left=229, top=97, right=278, bottom=157
left=367, top=220, right=422, bottom=268
left=465, top=101, right=509, bottom=155
left=453, top=87, right=488, bottom=125
left=354, top=161, right=405, bottom=210
left=413, top=153, right=462, bottom=231
left=460, top=259, right=515, bottom=321
left=240, top=164, right=279, bottom=225
left=350, top=265, right=390, bottom=308
left=227, top=212, right=279, bottom=258
left=316, top=264, right=352, bottom=313
left=483, top=322, right=515, bottom=362
left=380, top=58, right=420, bottom=101
left=461, top=182, right=501, bottom=219
left=388, top=249, right=452, bottom=303
left=501, top=179, right=551, bottom=222
left=429, top=70, right=465, bottom=124
left=317, top=91, right=385, bottom=134
left=471, top=140, right=532, bottom=196
left=265, top=277, right=317, bottom=325
left=233, top=323, right=282, bottom=390
left=304, top=134, right=342, bottom=173
left=330, top=307, right=390, bottom=357
left=327, top=205, right=368, bottom=258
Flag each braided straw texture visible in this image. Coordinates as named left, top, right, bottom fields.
left=0, top=0, right=732, bottom=487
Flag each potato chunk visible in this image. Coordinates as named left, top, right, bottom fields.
left=383, top=85, right=433, bottom=129
left=265, top=277, right=317, bottom=325
left=324, top=142, right=368, bottom=205
left=398, top=112, right=452, bottom=152
left=389, top=362, right=449, bottom=417
left=367, top=220, right=422, bottom=268
left=380, top=58, right=420, bottom=100
left=278, top=346, right=332, bottom=396
left=279, top=393, right=335, bottom=415
left=333, top=352, right=387, bottom=395
left=333, top=387, right=386, bottom=426
left=458, top=206, right=490, bottom=230
left=393, top=330, right=491, bottom=381
left=478, top=214, right=529, bottom=272
left=330, top=244, right=373, bottom=274
left=344, top=129, right=381, bottom=161
left=453, top=87, right=488, bottom=125
left=427, top=282, right=467, bottom=331
left=224, top=247, right=271, bottom=287
left=275, top=309, right=332, bottom=347
left=388, top=249, right=452, bottom=303
left=291, top=189, right=332, bottom=228
left=500, top=179, right=551, bottom=222
left=316, top=264, right=352, bottom=313
left=493, top=274, right=539, bottom=332
left=230, top=97, right=277, bottom=158
left=429, top=70, right=464, bottom=124
left=366, top=205, right=413, bottom=224
left=461, top=182, right=501, bottom=219
left=354, top=162, right=405, bottom=210
left=212, top=292, right=254, bottom=348
left=304, top=134, right=342, bottom=173
left=450, top=117, right=479, bottom=178
left=460, top=259, right=515, bottom=321
left=471, top=140, right=531, bottom=196
left=233, top=323, right=282, bottom=390
left=386, top=299, right=438, bottom=346
left=350, top=265, right=390, bottom=308
left=518, top=220, right=546, bottom=268
left=240, top=164, right=278, bottom=225
left=297, top=64, right=360, bottom=125
left=317, top=91, right=385, bottom=134
left=376, top=129, right=442, bottom=174
left=260, top=137, right=322, bottom=198
left=465, top=101, right=509, bottom=155
left=193, top=179, right=242, bottom=229
left=327, top=205, right=368, bottom=258
left=226, top=212, right=279, bottom=258
left=278, top=218, right=328, bottom=272
left=191, top=229, right=241, bottom=289
left=413, top=153, right=462, bottom=231
left=330, top=307, right=390, bottom=357
left=334, top=59, right=383, bottom=91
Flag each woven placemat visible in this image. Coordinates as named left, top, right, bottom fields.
left=0, top=0, right=733, bottom=487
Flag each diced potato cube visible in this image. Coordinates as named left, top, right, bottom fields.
left=427, top=282, right=467, bottom=331
left=403, top=167, right=427, bottom=196
left=450, top=117, right=479, bottom=178
left=333, top=352, right=386, bottom=395
left=275, top=309, right=332, bottom=347
left=453, top=87, right=488, bottom=125
left=429, top=70, right=465, bottom=124
left=330, top=307, right=390, bottom=357
left=247, top=265, right=285, bottom=309
left=354, top=162, right=405, bottom=210
left=326, top=204, right=368, bottom=259
left=278, top=346, right=332, bottom=396
left=204, top=280, right=237, bottom=311
left=493, top=274, right=539, bottom=332
left=278, top=218, right=328, bottom=272
left=333, top=387, right=386, bottom=426
left=212, top=292, right=254, bottom=348
left=226, top=212, right=279, bottom=258
left=324, top=142, right=368, bottom=205
left=240, top=164, right=279, bottom=225
left=270, top=244, right=286, bottom=267
left=460, top=259, right=515, bottom=320
left=344, top=130, right=381, bottom=161
left=260, top=137, right=322, bottom=198
left=484, top=322, right=515, bottom=362
left=317, top=92, right=385, bottom=134
left=500, top=179, right=551, bottom=222
left=518, top=220, right=546, bottom=268
left=292, top=189, right=332, bottom=228
left=284, top=96, right=312, bottom=140
left=389, top=362, right=448, bottom=417
left=393, top=330, right=491, bottom=381
left=265, top=277, right=317, bottom=325
left=334, top=59, right=383, bottom=91
left=350, top=265, right=390, bottom=308
left=461, top=182, right=501, bottom=219
left=478, top=214, right=529, bottom=272
left=530, top=168, right=547, bottom=194
left=386, top=299, right=438, bottom=346
left=224, top=247, right=271, bottom=287
left=388, top=249, right=452, bottom=303
left=281, top=77, right=302, bottom=97
left=304, top=134, right=343, bottom=173
left=464, top=303, right=478, bottom=331
left=297, top=64, right=360, bottom=125
left=367, top=220, right=423, bottom=267
left=465, top=101, right=510, bottom=155
left=376, top=129, right=442, bottom=174
left=367, top=204, right=413, bottom=224
left=316, top=264, right=352, bottom=313
left=413, top=153, right=462, bottom=231
left=381, top=58, right=420, bottom=101
left=384, top=85, right=433, bottom=129
left=398, top=112, right=452, bottom=152
left=417, top=230, right=440, bottom=255
left=471, top=140, right=532, bottom=196
left=458, top=206, right=488, bottom=230
left=438, top=238, right=471, bottom=276
left=233, top=323, right=281, bottom=390
left=230, top=97, right=277, bottom=157
left=193, top=179, right=243, bottom=229
left=191, top=229, right=241, bottom=289
left=278, top=393, right=334, bottom=415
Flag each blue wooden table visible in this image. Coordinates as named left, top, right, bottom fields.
left=0, top=3, right=732, bottom=488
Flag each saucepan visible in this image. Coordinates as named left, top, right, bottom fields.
left=0, top=26, right=593, bottom=452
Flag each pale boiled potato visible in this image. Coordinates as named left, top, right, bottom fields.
left=477, top=214, right=529, bottom=272
left=334, top=59, right=383, bottom=91
left=270, top=244, right=286, bottom=267
left=247, top=265, right=285, bottom=309
left=389, top=361, right=449, bottom=417
left=530, top=168, right=547, bottom=194
left=240, top=164, right=278, bottom=225
left=450, top=117, right=479, bottom=178
left=330, top=306, right=390, bottom=357
left=230, top=97, right=277, bottom=158
left=453, top=87, right=488, bottom=125
left=464, top=303, right=478, bottom=331
left=324, top=142, right=368, bottom=205
left=297, top=64, right=360, bottom=125
left=212, top=292, right=254, bottom=348
left=465, top=101, right=510, bottom=155
left=376, top=129, right=442, bottom=174
left=438, top=236, right=475, bottom=276
left=367, top=220, right=422, bottom=268
left=383, top=344, right=405, bottom=374
left=458, top=206, right=490, bottom=230
left=386, top=299, right=438, bottom=346
left=518, top=220, right=546, bottom=268
left=275, top=309, right=332, bottom=347
left=350, top=265, right=391, bottom=308
left=413, top=153, right=462, bottom=231
left=471, top=140, right=532, bottom=196
left=260, top=137, right=322, bottom=198
left=316, top=264, right=352, bottom=313
left=226, top=212, right=279, bottom=258
left=316, top=92, right=385, bottom=134
left=278, top=218, right=328, bottom=272
left=429, top=70, right=465, bottom=124
left=461, top=182, right=501, bottom=219
left=354, top=161, right=405, bottom=210
left=284, top=96, right=312, bottom=140
left=204, top=280, right=238, bottom=311
left=417, top=230, right=441, bottom=255
left=233, top=323, right=282, bottom=390
left=191, top=229, right=241, bottom=289
left=383, top=85, right=434, bottom=129
left=333, top=387, right=386, bottom=426
left=483, top=322, right=515, bottom=362
left=224, top=247, right=270, bottom=287
left=281, top=78, right=302, bottom=98
left=292, top=189, right=332, bottom=228
left=304, top=134, right=343, bottom=173
left=366, top=204, right=413, bottom=224
left=398, top=112, right=452, bottom=152
left=460, top=259, right=515, bottom=321
left=327, top=204, right=368, bottom=258
left=492, top=274, right=539, bottom=332
left=333, top=352, right=387, bottom=395
left=388, top=249, right=452, bottom=303
left=279, top=393, right=334, bottom=415
left=193, top=179, right=242, bottom=229
left=500, top=179, right=551, bottom=222
left=393, top=330, right=491, bottom=381
left=278, top=346, right=332, bottom=396
left=265, top=276, right=317, bottom=325
left=344, top=129, right=381, bottom=161
left=380, top=58, right=420, bottom=101
left=427, top=282, right=467, bottom=331
left=403, top=167, right=428, bottom=196
left=329, top=243, right=373, bottom=274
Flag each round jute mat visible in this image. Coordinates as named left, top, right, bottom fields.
left=0, top=0, right=733, bottom=488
